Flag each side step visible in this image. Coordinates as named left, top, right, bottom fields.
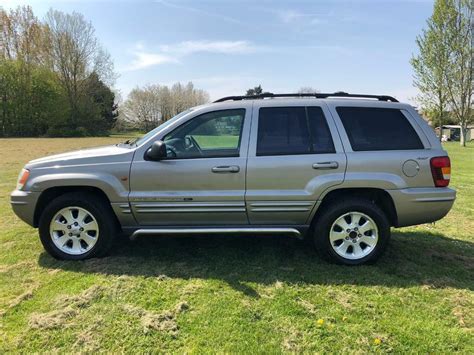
left=130, top=227, right=303, bottom=240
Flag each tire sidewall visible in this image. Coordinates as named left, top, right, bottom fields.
left=39, top=194, right=115, bottom=260
left=314, top=200, right=390, bottom=265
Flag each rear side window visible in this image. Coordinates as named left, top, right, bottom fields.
left=307, top=107, right=335, bottom=154
left=257, top=106, right=335, bottom=156
left=336, top=107, right=424, bottom=151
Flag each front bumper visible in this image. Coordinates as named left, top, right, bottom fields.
left=10, top=190, right=41, bottom=227
left=388, top=187, right=456, bottom=227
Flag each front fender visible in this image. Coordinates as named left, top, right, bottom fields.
left=28, top=172, right=129, bottom=202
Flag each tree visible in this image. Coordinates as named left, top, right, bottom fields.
left=411, top=0, right=473, bottom=146
left=443, top=0, right=473, bottom=146
left=298, top=86, right=320, bottom=94
left=121, top=82, right=209, bottom=131
left=0, top=6, right=117, bottom=137
left=411, top=0, right=452, bottom=139
left=246, top=85, right=263, bottom=96
left=44, top=9, right=115, bottom=127
left=84, top=72, right=118, bottom=132
left=122, top=85, right=163, bottom=132
left=1, top=6, right=46, bottom=64
left=0, top=60, right=68, bottom=136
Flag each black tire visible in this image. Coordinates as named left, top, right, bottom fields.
left=312, top=198, right=390, bottom=265
left=38, top=192, right=118, bottom=260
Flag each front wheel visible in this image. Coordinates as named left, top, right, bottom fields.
left=38, top=192, right=117, bottom=260
left=313, top=198, right=390, bottom=265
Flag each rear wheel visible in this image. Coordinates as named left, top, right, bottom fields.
left=313, top=198, right=390, bottom=265
left=39, top=192, right=117, bottom=260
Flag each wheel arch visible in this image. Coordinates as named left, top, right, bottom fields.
left=310, top=187, right=398, bottom=228
left=34, top=186, right=115, bottom=227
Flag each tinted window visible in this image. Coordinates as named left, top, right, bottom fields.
left=336, top=107, right=423, bottom=151
left=164, top=109, right=245, bottom=159
left=257, top=106, right=335, bottom=156
left=307, top=107, right=335, bottom=154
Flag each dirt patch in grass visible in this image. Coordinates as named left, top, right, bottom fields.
left=9, top=287, right=36, bottom=309
left=180, top=282, right=202, bottom=296
left=29, top=307, right=78, bottom=329
left=55, top=285, right=104, bottom=309
left=28, top=285, right=103, bottom=329
left=451, top=291, right=474, bottom=329
left=327, top=289, right=353, bottom=310
left=73, top=315, right=104, bottom=351
left=0, top=284, right=38, bottom=317
left=282, top=329, right=303, bottom=352
left=297, top=298, right=317, bottom=315
left=122, top=301, right=189, bottom=335
left=0, top=261, right=36, bottom=273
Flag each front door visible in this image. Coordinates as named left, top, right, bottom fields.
left=130, top=108, right=250, bottom=226
left=245, top=103, right=347, bottom=225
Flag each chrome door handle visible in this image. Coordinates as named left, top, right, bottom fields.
left=312, top=161, right=339, bottom=169
left=211, top=165, right=240, bottom=173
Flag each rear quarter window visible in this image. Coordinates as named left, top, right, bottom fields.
left=336, top=107, right=424, bottom=151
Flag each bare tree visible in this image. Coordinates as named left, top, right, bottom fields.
left=121, top=82, right=209, bottom=131
left=1, top=6, right=46, bottom=63
left=245, top=85, right=263, bottom=96
left=297, top=86, right=320, bottom=94
left=122, top=85, right=163, bottom=131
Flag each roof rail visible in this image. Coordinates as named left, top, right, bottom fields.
left=213, top=92, right=399, bottom=103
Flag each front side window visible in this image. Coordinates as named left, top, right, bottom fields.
left=336, top=107, right=424, bottom=151
left=256, top=106, right=335, bottom=156
left=164, top=109, right=245, bottom=159
left=133, top=108, right=194, bottom=146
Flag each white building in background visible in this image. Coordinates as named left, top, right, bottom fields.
left=435, top=125, right=474, bottom=142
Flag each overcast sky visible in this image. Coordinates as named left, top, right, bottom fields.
left=2, top=0, right=435, bottom=103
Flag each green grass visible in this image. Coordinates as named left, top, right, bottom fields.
left=0, top=138, right=473, bottom=352
left=192, top=135, right=239, bottom=149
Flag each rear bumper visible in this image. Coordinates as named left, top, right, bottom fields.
left=10, top=190, right=41, bottom=227
left=388, top=187, right=456, bottom=227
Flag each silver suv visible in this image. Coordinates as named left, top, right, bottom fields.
left=10, top=93, right=456, bottom=265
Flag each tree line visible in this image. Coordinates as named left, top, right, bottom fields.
left=0, top=6, right=120, bottom=137
left=411, top=0, right=473, bottom=146
left=120, top=82, right=209, bottom=132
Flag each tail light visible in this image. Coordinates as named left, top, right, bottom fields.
left=430, top=156, right=451, bottom=187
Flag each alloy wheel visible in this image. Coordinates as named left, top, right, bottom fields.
left=49, top=206, right=99, bottom=255
left=329, top=211, right=379, bottom=260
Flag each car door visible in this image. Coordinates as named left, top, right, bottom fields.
left=245, top=101, right=346, bottom=225
left=129, top=105, right=251, bottom=226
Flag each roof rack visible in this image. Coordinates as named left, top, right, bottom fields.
left=213, top=92, right=399, bottom=103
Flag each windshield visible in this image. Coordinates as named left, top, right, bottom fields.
left=131, top=108, right=195, bottom=146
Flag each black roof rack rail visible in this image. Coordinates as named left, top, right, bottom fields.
left=213, top=92, right=399, bottom=103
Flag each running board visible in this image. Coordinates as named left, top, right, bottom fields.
left=130, top=227, right=302, bottom=240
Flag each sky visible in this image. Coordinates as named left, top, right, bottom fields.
left=1, top=0, right=435, bottom=104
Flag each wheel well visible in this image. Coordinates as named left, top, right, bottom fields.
left=33, top=186, right=113, bottom=227
left=314, top=188, right=398, bottom=227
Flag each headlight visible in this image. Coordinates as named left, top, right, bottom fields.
left=16, top=168, right=30, bottom=190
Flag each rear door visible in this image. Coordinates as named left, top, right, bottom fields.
left=327, top=104, right=434, bottom=189
left=245, top=101, right=346, bottom=225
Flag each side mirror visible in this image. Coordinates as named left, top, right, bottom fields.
left=145, top=140, right=167, bottom=161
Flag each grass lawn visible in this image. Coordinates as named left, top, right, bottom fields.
left=193, top=135, right=239, bottom=148
left=0, top=138, right=473, bottom=352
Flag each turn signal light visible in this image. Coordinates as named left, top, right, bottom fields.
left=17, top=168, right=30, bottom=190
